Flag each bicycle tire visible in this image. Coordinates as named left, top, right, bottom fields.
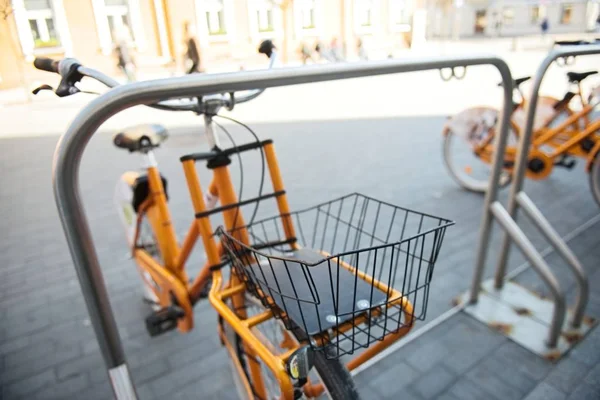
left=115, top=173, right=162, bottom=309
left=442, top=129, right=512, bottom=193
left=589, top=152, right=600, bottom=208
left=224, top=294, right=361, bottom=399
left=136, top=218, right=162, bottom=310
left=311, top=350, right=361, bottom=400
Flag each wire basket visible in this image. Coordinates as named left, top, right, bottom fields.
left=217, top=193, right=454, bottom=359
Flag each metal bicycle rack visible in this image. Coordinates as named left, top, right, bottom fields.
left=53, top=55, right=514, bottom=398
left=459, top=45, right=600, bottom=361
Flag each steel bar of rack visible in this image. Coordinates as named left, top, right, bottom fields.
left=53, top=55, right=514, bottom=399
left=470, top=44, right=600, bottom=347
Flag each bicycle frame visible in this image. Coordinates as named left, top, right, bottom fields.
left=132, top=126, right=296, bottom=397
left=131, top=113, right=420, bottom=398
left=470, top=83, right=599, bottom=178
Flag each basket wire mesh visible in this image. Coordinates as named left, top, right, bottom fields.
left=218, top=193, right=454, bottom=359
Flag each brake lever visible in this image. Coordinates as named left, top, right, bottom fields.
left=32, top=84, right=54, bottom=95
left=55, top=78, right=80, bottom=97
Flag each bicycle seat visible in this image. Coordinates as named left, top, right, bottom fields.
left=497, top=76, right=530, bottom=88
left=567, top=71, right=597, bottom=83
left=113, top=124, right=168, bottom=153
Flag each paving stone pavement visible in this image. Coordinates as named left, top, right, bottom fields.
left=1, top=115, right=599, bottom=399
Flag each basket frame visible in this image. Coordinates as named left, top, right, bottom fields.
left=218, top=193, right=454, bottom=358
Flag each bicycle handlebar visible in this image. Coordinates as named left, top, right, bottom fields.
left=33, top=57, right=59, bottom=73
left=554, top=38, right=600, bottom=47
left=33, top=39, right=277, bottom=112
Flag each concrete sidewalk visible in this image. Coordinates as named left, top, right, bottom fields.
left=1, top=113, right=599, bottom=399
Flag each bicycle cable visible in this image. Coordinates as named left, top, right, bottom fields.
left=212, top=118, right=244, bottom=234
left=214, top=114, right=266, bottom=228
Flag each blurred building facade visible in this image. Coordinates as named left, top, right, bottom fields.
left=0, top=0, right=428, bottom=90
left=0, top=0, right=597, bottom=90
left=428, top=0, right=597, bottom=38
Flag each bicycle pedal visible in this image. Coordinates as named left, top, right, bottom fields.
left=554, top=157, right=576, bottom=169
left=145, top=305, right=185, bottom=337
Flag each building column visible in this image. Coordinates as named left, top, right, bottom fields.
left=281, top=0, right=293, bottom=64
left=411, top=0, right=428, bottom=49
left=152, top=0, right=171, bottom=60
left=341, top=0, right=353, bottom=59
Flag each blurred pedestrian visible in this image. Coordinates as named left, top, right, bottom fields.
left=314, top=41, right=333, bottom=62
left=357, top=38, right=368, bottom=61
left=494, top=12, right=502, bottom=37
left=539, top=16, right=549, bottom=45
left=183, top=21, right=203, bottom=74
left=299, top=42, right=315, bottom=64
left=540, top=17, right=549, bottom=36
left=112, top=25, right=136, bottom=82
left=330, top=37, right=344, bottom=62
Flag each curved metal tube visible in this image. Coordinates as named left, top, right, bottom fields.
left=492, top=45, right=600, bottom=327
left=53, top=55, right=514, bottom=397
left=80, top=52, right=277, bottom=112
left=79, top=66, right=197, bottom=112
left=516, top=192, right=588, bottom=329
left=490, top=202, right=566, bottom=348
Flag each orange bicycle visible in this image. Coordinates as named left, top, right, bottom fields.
left=34, top=42, right=453, bottom=399
left=442, top=70, right=600, bottom=201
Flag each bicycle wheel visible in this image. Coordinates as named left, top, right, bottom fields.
left=136, top=218, right=162, bottom=310
left=589, top=152, right=600, bottom=207
left=443, top=127, right=513, bottom=193
left=223, top=293, right=360, bottom=400
left=114, top=173, right=161, bottom=310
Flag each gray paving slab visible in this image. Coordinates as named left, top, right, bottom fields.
left=0, top=113, right=599, bottom=399
left=522, top=382, right=567, bottom=400
left=408, top=364, right=457, bottom=399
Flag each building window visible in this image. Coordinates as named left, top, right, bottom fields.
left=502, top=7, right=515, bottom=25
left=196, top=0, right=234, bottom=44
left=103, top=0, right=134, bottom=43
left=356, top=0, right=375, bottom=28
left=474, top=9, right=487, bottom=34
left=248, top=0, right=282, bottom=40
left=560, top=4, right=573, bottom=24
left=354, top=0, right=379, bottom=34
left=204, top=0, right=226, bottom=35
left=298, top=0, right=316, bottom=29
left=24, top=0, right=60, bottom=48
left=389, top=0, right=413, bottom=32
left=12, top=0, right=72, bottom=56
left=531, top=6, right=540, bottom=24
left=256, top=2, right=275, bottom=32
left=92, top=0, right=145, bottom=54
left=294, top=0, right=322, bottom=38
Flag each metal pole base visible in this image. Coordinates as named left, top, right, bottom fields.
left=457, top=281, right=597, bottom=362
left=108, top=364, right=138, bottom=400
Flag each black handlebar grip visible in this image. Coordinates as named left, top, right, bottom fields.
left=33, top=57, right=60, bottom=73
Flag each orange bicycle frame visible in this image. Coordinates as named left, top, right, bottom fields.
left=129, top=138, right=417, bottom=399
